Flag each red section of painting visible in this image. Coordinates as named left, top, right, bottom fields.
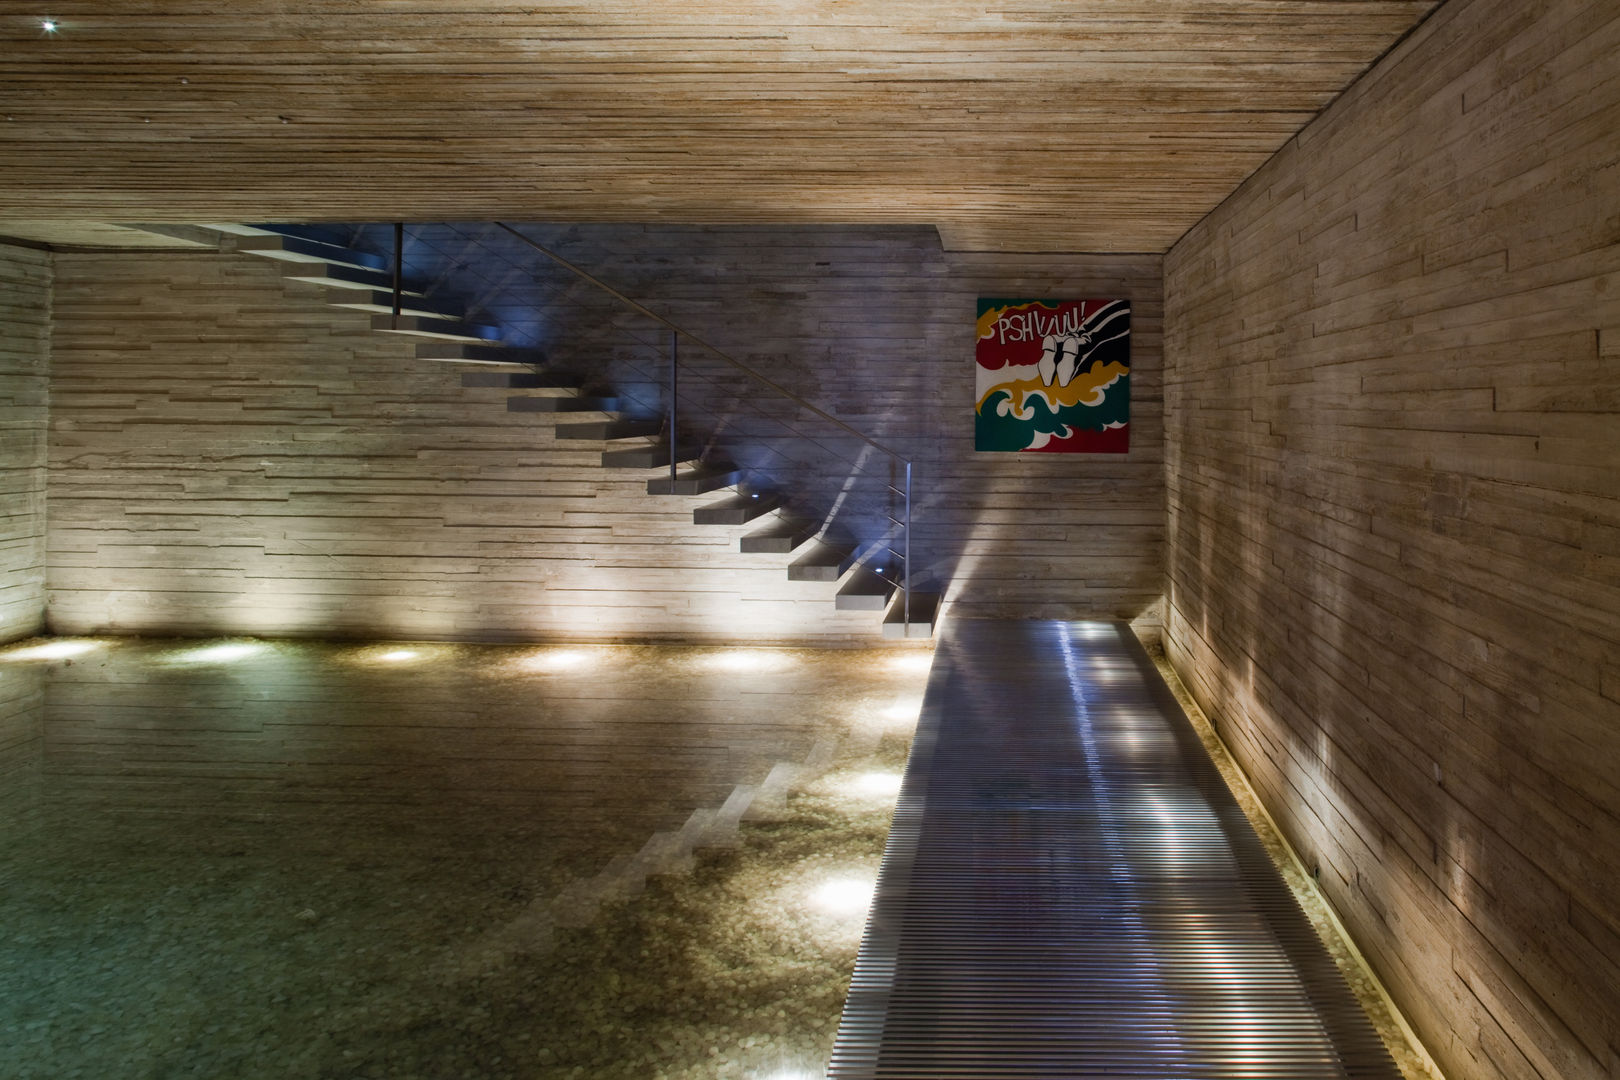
left=1021, top=425, right=1130, bottom=454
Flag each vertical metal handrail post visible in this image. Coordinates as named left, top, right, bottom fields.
left=391, top=222, right=404, bottom=329
left=904, top=461, right=912, bottom=630
left=668, top=330, right=679, bottom=485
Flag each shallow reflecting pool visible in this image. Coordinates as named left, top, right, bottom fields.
left=0, top=637, right=930, bottom=1079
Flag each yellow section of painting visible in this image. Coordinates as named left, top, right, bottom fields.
left=976, top=360, right=1129, bottom=417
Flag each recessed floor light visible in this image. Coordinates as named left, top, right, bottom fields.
left=3, top=640, right=100, bottom=661
left=174, top=642, right=264, bottom=664
left=811, top=876, right=875, bottom=916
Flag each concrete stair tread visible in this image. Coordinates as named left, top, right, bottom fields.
left=740, top=516, right=819, bottom=553
left=245, top=223, right=355, bottom=248
left=836, top=563, right=899, bottom=609
left=328, top=290, right=464, bottom=320
left=508, top=395, right=621, bottom=413
left=647, top=465, right=743, bottom=496
left=123, top=224, right=228, bottom=248
left=787, top=541, right=857, bottom=581
left=882, top=591, right=941, bottom=639
left=416, top=342, right=547, bottom=366
left=371, top=314, right=500, bottom=342
left=602, top=443, right=702, bottom=469
left=461, top=371, right=582, bottom=390
left=234, top=234, right=386, bottom=271
left=282, top=262, right=429, bottom=295
left=693, top=491, right=782, bottom=525
left=556, top=418, right=663, bottom=440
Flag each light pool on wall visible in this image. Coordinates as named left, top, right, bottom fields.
left=975, top=298, right=1131, bottom=453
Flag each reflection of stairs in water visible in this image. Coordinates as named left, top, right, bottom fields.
left=134, top=222, right=939, bottom=638
left=454, top=734, right=839, bottom=971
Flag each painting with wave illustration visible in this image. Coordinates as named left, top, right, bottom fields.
left=975, top=298, right=1130, bottom=453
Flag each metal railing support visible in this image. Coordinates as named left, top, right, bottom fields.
left=391, top=222, right=404, bottom=328
left=904, top=461, right=912, bottom=629
left=668, top=330, right=679, bottom=485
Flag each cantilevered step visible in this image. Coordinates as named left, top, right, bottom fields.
left=244, top=223, right=354, bottom=247
left=882, top=591, right=941, bottom=639
left=123, top=223, right=226, bottom=248
left=508, top=395, right=620, bottom=413
left=371, top=314, right=499, bottom=342
left=282, top=262, right=428, bottom=294
left=647, top=465, right=743, bottom=496
left=602, top=443, right=701, bottom=469
left=235, top=234, right=386, bottom=271
left=461, top=371, right=581, bottom=390
left=836, top=562, right=898, bottom=610
left=416, top=342, right=547, bottom=366
left=556, top=418, right=664, bottom=440
left=693, top=491, right=782, bottom=525
left=787, top=541, right=856, bottom=581
left=740, top=517, right=818, bottom=554
left=328, top=290, right=464, bottom=320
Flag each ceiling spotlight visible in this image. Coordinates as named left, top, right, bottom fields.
left=41, top=19, right=59, bottom=32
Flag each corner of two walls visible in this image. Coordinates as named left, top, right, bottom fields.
left=0, top=242, right=49, bottom=644
left=1161, top=1, right=1620, bottom=1078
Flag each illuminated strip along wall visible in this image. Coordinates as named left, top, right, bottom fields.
left=38, top=234, right=1163, bottom=644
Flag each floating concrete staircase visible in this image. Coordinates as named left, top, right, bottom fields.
left=507, top=393, right=621, bottom=414
left=837, top=561, right=898, bottom=610
left=740, top=516, right=819, bottom=554
left=646, top=464, right=747, bottom=496
left=417, top=343, right=549, bottom=366
left=788, top=541, right=858, bottom=582
left=693, top=491, right=783, bottom=525
left=556, top=418, right=663, bottom=440
left=372, top=313, right=501, bottom=342
left=147, top=222, right=938, bottom=638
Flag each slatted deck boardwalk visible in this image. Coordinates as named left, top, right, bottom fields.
left=830, top=620, right=1399, bottom=1079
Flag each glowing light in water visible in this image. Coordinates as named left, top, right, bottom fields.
left=880, top=696, right=922, bottom=722
left=698, top=650, right=794, bottom=673
left=520, top=649, right=594, bottom=672
left=174, top=642, right=264, bottom=664
left=850, top=771, right=903, bottom=797
left=811, top=875, right=876, bottom=917
left=3, top=640, right=100, bottom=661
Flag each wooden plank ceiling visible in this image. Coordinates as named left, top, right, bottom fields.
left=0, top=1, right=1439, bottom=252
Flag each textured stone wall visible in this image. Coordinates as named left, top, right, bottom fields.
left=46, top=231, right=1163, bottom=642
left=1163, top=1, right=1620, bottom=1077
left=0, top=243, right=49, bottom=642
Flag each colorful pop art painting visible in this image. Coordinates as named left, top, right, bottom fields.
left=975, top=298, right=1130, bottom=453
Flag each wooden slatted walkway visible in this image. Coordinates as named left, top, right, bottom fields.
left=830, top=620, right=1399, bottom=1079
